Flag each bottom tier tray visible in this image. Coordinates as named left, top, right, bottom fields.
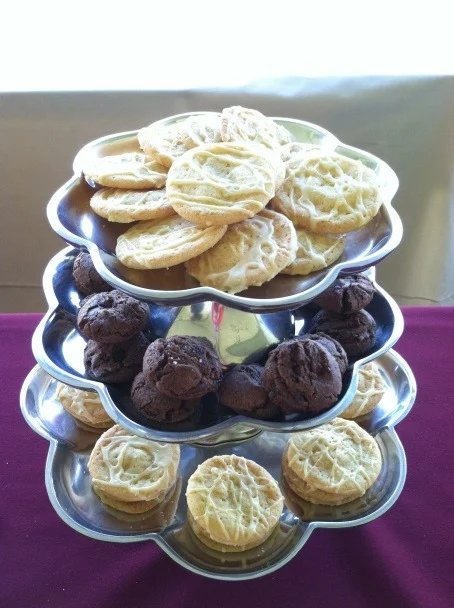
left=20, top=349, right=416, bottom=581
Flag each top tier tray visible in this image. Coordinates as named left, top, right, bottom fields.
left=47, top=112, right=401, bottom=312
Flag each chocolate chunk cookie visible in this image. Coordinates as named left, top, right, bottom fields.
left=263, top=338, right=342, bottom=415
left=72, top=251, right=112, bottom=296
left=77, top=290, right=149, bottom=344
left=309, top=309, right=376, bottom=357
left=297, top=333, right=348, bottom=375
left=84, top=333, right=149, bottom=384
left=143, top=336, right=222, bottom=399
left=131, top=372, right=199, bottom=423
left=218, top=365, right=280, bottom=419
left=313, top=274, right=376, bottom=314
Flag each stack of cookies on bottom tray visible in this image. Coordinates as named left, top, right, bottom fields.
left=82, top=105, right=385, bottom=294
left=84, top=416, right=383, bottom=550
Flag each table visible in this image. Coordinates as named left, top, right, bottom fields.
left=2, top=310, right=453, bottom=608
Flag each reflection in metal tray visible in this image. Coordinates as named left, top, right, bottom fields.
left=20, top=350, right=415, bottom=580
left=47, top=113, right=402, bottom=312
left=32, top=248, right=404, bottom=444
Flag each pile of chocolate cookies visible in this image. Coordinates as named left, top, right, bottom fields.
left=73, top=252, right=378, bottom=424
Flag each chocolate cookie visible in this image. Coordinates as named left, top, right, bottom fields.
left=72, top=251, right=112, bottom=296
left=143, top=336, right=222, bottom=399
left=297, top=333, right=348, bottom=375
left=84, top=333, right=149, bottom=384
left=77, top=290, right=149, bottom=344
left=313, top=274, right=375, bottom=314
left=218, top=365, right=280, bottom=419
left=263, top=338, right=342, bottom=415
left=309, top=309, right=376, bottom=357
left=131, top=372, right=199, bottom=423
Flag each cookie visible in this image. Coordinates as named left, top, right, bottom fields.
left=272, top=150, right=382, bottom=234
left=143, top=335, right=222, bottom=400
left=280, top=142, right=321, bottom=163
left=179, top=113, right=223, bottom=149
left=115, top=215, right=227, bottom=270
left=221, top=106, right=293, bottom=150
left=186, top=454, right=283, bottom=552
left=77, top=290, right=149, bottom=344
left=56, top=383, right=113, bottom=429
left=90, top=188, right=175, bottom=223
left=282, top=418, right=382, bottom=505
left=313, top=274, right=376, bottom=314
left=185, top=209, right=297, bottom=294
left=93, top=484, right=166, bottom=514
left=341, top=362, right=385, bottom=419
left=88, top=424, right=180, bottom=503
left=131, top=372, right=200, bottom=423
left=218, top=364, right=280, bottom=419
left=309, top=309, right=376, bottom=357
left=72, top=251, right=112, bottom=296
left=263, top=337, right=342, bottom=415
left=281, top=229, right=346, bottom=275
left=297, top=333, right=348, bottom=375
left=166, top=142, right=284, bottom=227
left=84, top=333, right=149, bottom=384
left=82, top=153, right=168, bottom=190
left=138, top=114, right=222, bottom=168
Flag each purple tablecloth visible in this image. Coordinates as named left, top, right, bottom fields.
left=2, top=310, right=453, bottom=608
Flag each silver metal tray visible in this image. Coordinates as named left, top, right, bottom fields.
left=47, top=112, right=402, bottom=312
left=32, top=247, right=404, bottom=444
left=20, top=349, right=415, bottom=580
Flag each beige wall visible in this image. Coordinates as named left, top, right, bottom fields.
left=1, top=77, right=453, bottom=312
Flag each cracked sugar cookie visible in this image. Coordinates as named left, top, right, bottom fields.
left=90, top=187, right=174, bottom=223
left=185, top=209, right=297, bottom=294
left=186, top=454, right=283, bottom=552
left=281, top=229, right=346, bottom=275
left=282, top=418, right=382, bottom=505
left=341, top=362, right=386, bottom=419
left=56, top=383, right=113, bottom=429
left=88, top=425, right=180, bottom=503
left=116, top=215, right=227, bottom=270
left=272, top=150, right=382, bottom=234
left=82, top=153, right=168, bottom=189
left=138, top=114, right=222, bottom=168
left=221, top=105, right=293, bottom=149
left=167, top=142, right=285, bottom=227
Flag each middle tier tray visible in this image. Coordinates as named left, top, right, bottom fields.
left=32, top=247, right=404, bottom=444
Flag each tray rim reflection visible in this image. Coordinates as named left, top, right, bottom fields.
left=20, top=362, right=412, bottom=580
left=31, top=247, right=405, bottom=443
left=46, top=113, right=402, bottom=312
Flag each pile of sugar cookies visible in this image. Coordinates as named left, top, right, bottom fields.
left=82, top=106, right=383, bottom=294
left=79, top=417, right=382, bottom=551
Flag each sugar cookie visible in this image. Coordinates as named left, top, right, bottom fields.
left=272, top=151, right=382, bottom=234
left=90, top=188, right=174, bottom=222
left=281, top=229, right=346, bottom=275
left=283, top=418, right=382, bottom=505
left=185, top=209, right=297, bottom=293
left=166, top=142, right=284, bottom=227
left=56, top=383, right=112, bottom=429
left=88, top=425, right=180, bottom=503
left=341, top=362, right=385, bottom=419
left=221, top=106, right=292, bottom=149
left=116, top=215, right=227, bottom=270
left=186, top=454, right=283, bottom=552
left=82, top=153, right=168, bottom=189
